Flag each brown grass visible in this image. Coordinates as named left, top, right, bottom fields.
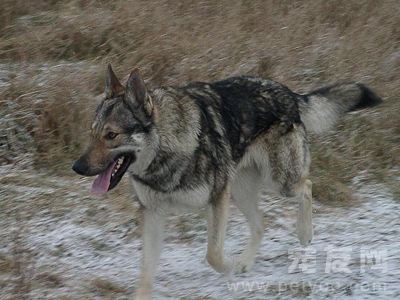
left=91, top=277, right=127, bottom=295
left=0, top=253, right=14, bottom=273
left=34, top=272, right=64, bottom=288
left=0, top=0, right=399, bottom=199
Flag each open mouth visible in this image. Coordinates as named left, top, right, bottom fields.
left=91, top=155, right=133, bottom=196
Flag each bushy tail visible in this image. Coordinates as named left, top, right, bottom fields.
left=299, top=82, right=382, bottom=135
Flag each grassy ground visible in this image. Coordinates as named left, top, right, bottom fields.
left=1, top=0, right=398, bottom=201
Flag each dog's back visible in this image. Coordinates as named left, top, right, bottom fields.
left=180, top=76, right=305, bottom=161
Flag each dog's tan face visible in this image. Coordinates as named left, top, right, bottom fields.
left=72, top=65, right=154, bottom=195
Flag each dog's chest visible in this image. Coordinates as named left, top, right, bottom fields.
left=131, top=178, right=210, bottom=212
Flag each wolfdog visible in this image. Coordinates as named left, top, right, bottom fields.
left=72, top=65, right=381, bottom=299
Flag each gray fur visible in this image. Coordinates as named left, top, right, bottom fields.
left=300, top=82, right=382, bottom=134
left=72, top=67, right=381, bottom=299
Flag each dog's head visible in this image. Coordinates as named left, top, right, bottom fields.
left=72, top=64, right=156, bottom=195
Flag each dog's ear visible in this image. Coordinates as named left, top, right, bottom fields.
left=105, top=64, right=124, bottom=98
left=125, top=69, right=153, bottom=119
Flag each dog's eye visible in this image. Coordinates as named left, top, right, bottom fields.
left=106, top=132, right=118, bottom=140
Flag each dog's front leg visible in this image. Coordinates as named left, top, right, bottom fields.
left=206, top=184, right=233, bottom=275
left=135, top=208, right=165, bottom=300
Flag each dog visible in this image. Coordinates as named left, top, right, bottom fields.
left=72, top=64, right=381, bottom=299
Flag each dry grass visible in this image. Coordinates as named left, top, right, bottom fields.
left=91, top=277, right=127, bottom=295
left=0, top=0, right=399, bottom=198
left=0, top=253, right=14, bottom=273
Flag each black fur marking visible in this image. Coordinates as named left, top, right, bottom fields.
left=211, top=76, right=302, bottom=161
left=352, top=83, right=382, bottom=110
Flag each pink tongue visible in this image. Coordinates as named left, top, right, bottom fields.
left=91, top=161, right=117, bottom=196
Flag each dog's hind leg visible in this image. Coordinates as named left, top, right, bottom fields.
left=206, top=184, right=234, bottom=275
left=261, top=123, right=313, bottom=246
left=135, top=208, right=166, bottom=300
left=231, top=167, right=264, bottom=273
left=296, top=178, right=313, bottom=246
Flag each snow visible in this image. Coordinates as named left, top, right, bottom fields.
left=1, top=169, right=399, bottom=299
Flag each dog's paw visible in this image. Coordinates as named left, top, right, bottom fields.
left=233, top=257, right=255, bottom=274
left=206, top=253, right=236, bottom=278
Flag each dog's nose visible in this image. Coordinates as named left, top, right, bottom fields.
left=72, top=159, right=89, bottom=175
